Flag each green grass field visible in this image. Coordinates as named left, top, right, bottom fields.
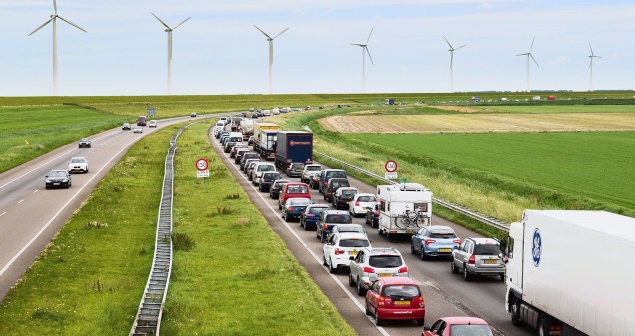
left=481, top=105, right=635, bottom=114
left=347, top=132, right=635, bottom=210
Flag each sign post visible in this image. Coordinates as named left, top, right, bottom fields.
left=147, top=107, right=156, bottom=119
left=384, top=160, right=398, bottom=180
left=196, top=158, right=209, bottom=187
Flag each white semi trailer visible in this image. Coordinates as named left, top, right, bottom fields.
left=503, top=210, right=635, bottom=336
left=376, top=183, right=432, bottom=240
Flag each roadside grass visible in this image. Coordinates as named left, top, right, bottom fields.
left=161, top=121, right=356, bottom=335
left=0, top=105, right=129, bottom=173
left=0, top=124, right=169, bottom=334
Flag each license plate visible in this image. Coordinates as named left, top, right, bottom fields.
left=439, top=248, right=451, bottom=253
left=394, top=301, right=410, bottom=306
left=349, top=251, right=358, bottom=256
left=378, top=273, right=392, bottom=277
left=484, top=259, right=498, bottom=264
left=406, top=230, right=413, bottom=234
left=53, top=183, right=60, bottom=185
left=346, top=201, right=350, bottom=204
left=295, top=169, right=302, bottom=172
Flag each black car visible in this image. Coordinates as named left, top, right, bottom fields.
left=78, top=138, right=91, bottom=148
left=240, top=153, right=259, bottom=170
left=332, top=187, right=358, bottom=210
left=286, top=162, right=305, bottom=178
left=258, top=172, right=282, bottom=192
left=234, top=149, right=251, bottom=164
left=269, top=179, right=290, bottom=199
left=365, top=203, right=380, bottom=228
left=323, top=178, right=350, bottom=203
left=45, top=170, right=72, bottom=189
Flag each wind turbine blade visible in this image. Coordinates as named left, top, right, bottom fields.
left=53, top=0, right=58, bottom=14
left=173, top=17, right=191, bottom=30
left=366, top=27, right=374, bottom=44
left=57, top=16, right=87, bottom=33
left=455, top=44, right=466, bottom=50
left=350, top=43, right=364, bottom=46
left=529, top=36, right=535, bottom=52
left=273, top=27, right=289, bottom=39
left=28, top=18, right=54, bottom=36
left=366, top=46, right=374, bottom=65
left=515, top=53, right=528, bottom=56
left=589, top=42, right=594, bottom=56
left=530, top=53, right=539, bottom=67
left=151, top=13, right=171, bottom=30
left=253, top=25, right=272, bottom=39
left=443, top=35, right=453, bottom=49
left=588, top=58, right=592, bottom=70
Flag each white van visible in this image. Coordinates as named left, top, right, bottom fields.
left=251, top=162, right=276, bottom=186
left=228, top=132, right=243, bottom=143
left=262, top=110, right=271, bottom=116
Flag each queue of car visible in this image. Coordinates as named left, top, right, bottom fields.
left=214, top=117, right=498, bottom=333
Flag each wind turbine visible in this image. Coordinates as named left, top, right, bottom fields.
left=351, top=28, right=375, bottom=94
left=28, top=0, right=86, bottom=96
left=254, top=25, right=289, bottom=95
left=588, top=43, right=602, bottom=92
left=443, top=36, right=466, bottom=93
left=151, top=13, right=191, bottom=95
left=516, top=36, right=539, bottom=92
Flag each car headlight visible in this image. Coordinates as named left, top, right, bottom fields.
left=46, top=179, right=52, bottom=183
left=62, top=179, right=68, bottom=182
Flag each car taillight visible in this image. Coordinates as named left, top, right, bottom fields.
left=323, top=224, right=329, bottom=229
left=468, top=255, right=476, bottom=264
left=398, top=266, right=408, bottom=273
left=416, top=296, right=425, bottom=308
left=425, top=239, right=436, bottom=245
left=335, top=248, right=345, bottom=255
left=453, top=239, right=461, bottom=244
left=378, top=297, right=386, bottom=307
left=363, top=267, right=375, bottom=273
left=306, top=213, right=315, bottom=217
left=355, top=200, right=360, bottom=206
left=374, top=211, right=380, bottom=215
left=287, top=207, right=294, bottom=211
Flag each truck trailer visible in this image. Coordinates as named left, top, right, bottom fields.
left=252, top=122, right=279, bottom=153
left=239, top=119, right=254, bottom=140
left=259, top=130, right=277, bottom=161
left=274, top=131, right=313, bottom=172
left=230, top=116, right=243, bottom=131
left=504, top=210, right=635, bottom=336
left=376, top=183, right=433, bottom=240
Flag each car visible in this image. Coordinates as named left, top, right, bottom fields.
left=219, top=117, right=229, bottom=124
left=316, top=210, right=353, bottom=242
left=67, top=156, right=89, bottom=174
left=234, top=148, right=251, bottom=164
left=365, top=202, right=380, bottom=228
left=122, top=123, right=131, bottom=130
left=285, top=162, right=305, bottom=177
left=309, top=170, right=322, bottom=189
left=322, top=232, right=371, bottom=274
left=282, top=197, right=313, bottom=222
left=262, top=110, right=271, bottom=116
left=330, top=223, right=367, bottom=237
left=305, top=106, right=311, bottom=110
left=258, top=171, right=282, bottom=192
left=190, top=112, right=197, bottom=117
left=224, top=141, right=239, bottom=153
left=269, top=179, right=291, bottom=199
left=278, top=182, right=311, bottom=209
left=45, top=170, right=72, bottom=189
left=422, top=316, right=495, bottom=336
left=365, top=277, right=425, bottom=327
left=318, top=169, right=348, bottom=195
left=245, top=160, right=259, bottom=176
left=240, top=154, right=259, bottom=170
left=78, top=138, right=91, bottom=148
left=230, top=144, right=248, bottom=158
left=324, top=178, right=350, bottom=203
left=349, top=247, right=408, bottom=296
left=251, top=162, right=276, bottom=185
left=219, top=132, right=230, bottom=143
left=451, top=237, right=505, bottom=282
left=332, top=186, right=358, bottom=209
left=148, top=120, right=158, bottom=128
left=133, top=126, right=143, bottom=133
left=300, top=164, right=322, bottom=184
left=411, top=226, right=461, bottom=260
left=247, top=135, right=255, bottom=145
left=350, top=193, right=377, bottom=217
left=300, top=204, right=330, bottom=230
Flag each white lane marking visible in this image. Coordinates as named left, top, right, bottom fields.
left=0, top=138, right=136, bottom=278
left=18, top=200, right=23, bottom=204
left=215, top=140, right=390, bottom=336
left=0, top=212, right=5, bottom=217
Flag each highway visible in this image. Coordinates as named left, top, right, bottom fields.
left=209, top=126, right=533, bottom=336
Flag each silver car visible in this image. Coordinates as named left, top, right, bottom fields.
left=451, top=237, right=505, bottom=281
left=348, top=247, right=408, bottom=296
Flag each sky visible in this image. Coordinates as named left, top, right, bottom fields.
left=1, top=0, right=634, bottom=96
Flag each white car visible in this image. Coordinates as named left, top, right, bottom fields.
left=133, top=126, right=143, bottom=133
left=262, top=110, right=271, bottom=116
left=349, top=193, right=378, bottom=217
left=251, top=162, right=276, bottom=185
left=148, top=120, right=158, bottom=128
left=300, top=164, right=322, bottom=184
left=272, top=107, right=280, bottom=115
left=329, top=224, right=367, bottom=241
left=348, top=247, right=409, bottom=296
left=322, top=232, right=371, bottom=274
left=68, top=156, right=89, bottom=174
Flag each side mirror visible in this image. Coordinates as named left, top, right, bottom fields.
left=349, top=256, right=355, bottom=260
left=499, top=237, right=508, bottom=251
left=423, top=326, right=431, bottom=331
left=452, top=246, right=458, bottom=250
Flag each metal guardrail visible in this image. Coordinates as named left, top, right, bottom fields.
left=313, top=151, right=510, bottom=232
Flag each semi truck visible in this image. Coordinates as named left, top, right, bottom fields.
left=230, top=116, right=243, bottom=131
left=252, top=122, right=279, bottom=153
left=137, top=115, right=147, bottom=126
left=274, top=131, right=313, bottom=172
left=240, top=119, right=254, bottom=140
left=376, top=183, right=433, bottom=240
left=259, top=130, right=277, bottom=161
left=503, top=210, right=635, bottom=336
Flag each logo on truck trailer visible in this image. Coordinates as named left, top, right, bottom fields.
left=289, top=140, right=312, bottom=146
left=532, top=228, right=542, bottom=267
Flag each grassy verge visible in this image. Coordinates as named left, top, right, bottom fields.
left=161, top=120, right=355, bottom=335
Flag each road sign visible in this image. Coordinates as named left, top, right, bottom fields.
left=197, top=170, right=210, bottom=178
left=400, top=178, right=407, bottom=183
left=147, top=107, right=156, bottom=118
left=385, top=160, right=398, bottom=173
left=196, top=158, right=208, bottom=171
left=385, top=172, right=398, bottom=180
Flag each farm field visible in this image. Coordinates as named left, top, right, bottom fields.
left=480, top=105, right=635, bottom=114
left=346, top=132, right=635, bottom=211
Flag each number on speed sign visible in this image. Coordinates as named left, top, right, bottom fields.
left=196, top=158, right=209, bottom=171
left=385, top=160, right=398, bottom=173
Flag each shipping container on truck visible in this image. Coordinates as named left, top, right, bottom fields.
left=252, top=122, right=279, bottom=153
left=274, top=131, right=313, bottom=172
left=503, top=210, right=635, bottom=336
left=259, top=130, right=277, bottom=161
left=230, top=117, right=243, bottom=131
left=240, top=119, right=254, bottom=140
left=137, top=116, right=147, bottom=126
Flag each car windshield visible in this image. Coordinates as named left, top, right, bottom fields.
left=382, top=285, right=420, bottom=298
left=274, top=180, right=290, bottom=186
left=474, top=244, right=500, bottom=255
left=358, top=195, right=376, bottom=202
left=291, top=163, right=304, bottom=169
left=449, top=325, right=494, bottom=336
left=430, top=232, right=458, bottom=239
left=330, top=181, right=349, bottom=188
left=336, top=226, right=364, bottom=234
left=259, top=165, right=275, bottom=172
left=264, top=173, right=281, bottom=180
left=327, top=171, right=347, bottom=179
left=309, top=207, right=329, bottom=215
left=369, top=256, right=403, bottom=268
left=325, top=215, right=352, bottom=224
left=287, top=185, right=308, bottom=193
left=70, top=158, right=85, bottom=163
left=307, top=166, right=322, bottom=171
left=81, top=138, right=89, bottom=142
left=49, top=171, right=67, bottom=177
left=341, top=189, right=357, bottom=195
left=339, top=239, right=370, bottom=248
left=288, top=198, right=311, bottom=206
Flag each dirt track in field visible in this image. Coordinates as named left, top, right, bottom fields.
left=319, top=113, right=635, bottom=134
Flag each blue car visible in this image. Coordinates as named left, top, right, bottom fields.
left=282, top=198, right=312, bottom=222
left=300, top=204, right=331, bottom=230
left=315, top=210, right=353, bottom=242
left=410, top=225, right=461, bottom=260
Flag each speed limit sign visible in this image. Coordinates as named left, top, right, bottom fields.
left=385, top=160, right=398, bottom=173
left=196, top=158, right=209, bottom=171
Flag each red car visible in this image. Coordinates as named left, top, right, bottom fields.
left=365, top=277, right=425, bottom=326
left=278, top=182, right=311, bottom=209
left=422, top=316, right=495, bottom=336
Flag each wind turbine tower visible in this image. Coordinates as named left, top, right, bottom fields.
left=588, top=43, right=602, bottom=92
left=254, top=26, right=289, bottom=95
left=151, top=13, right=191, bottom=95
left=443, top=36, right=466, bottom=93
left=351, top=28, right=375, bottom=94
left=28, top=0, right=86, bottom=96
left=516, top=36, right=539, bottom=92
